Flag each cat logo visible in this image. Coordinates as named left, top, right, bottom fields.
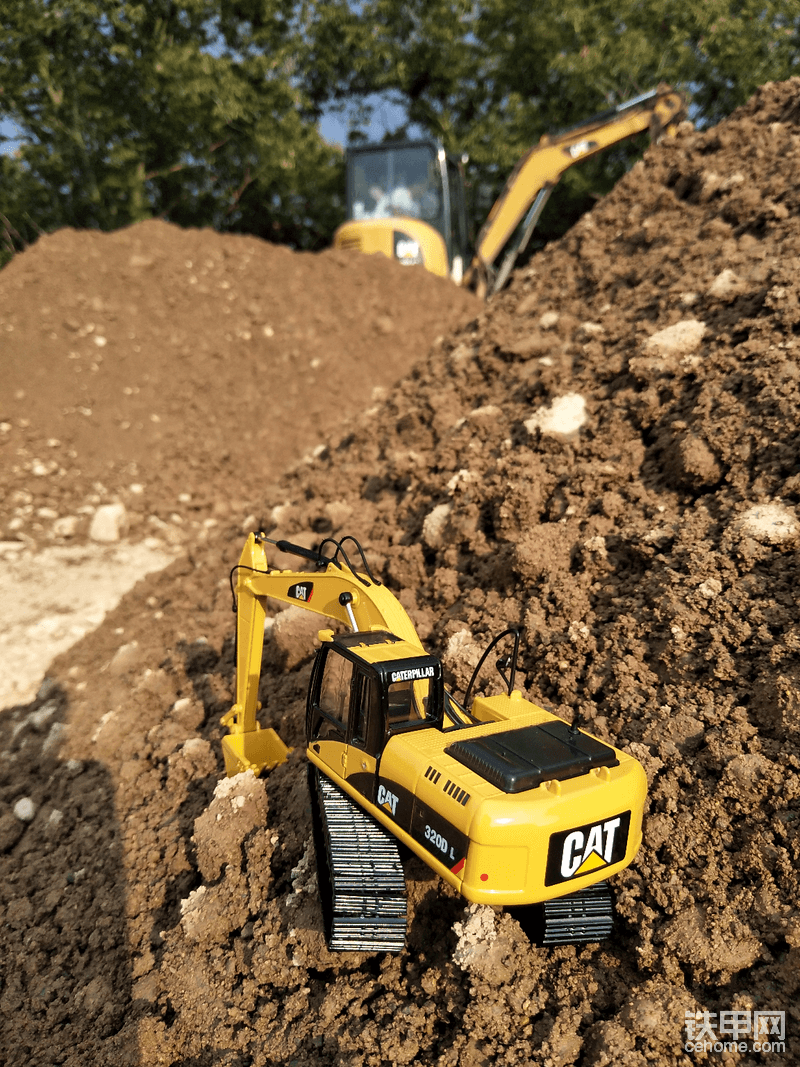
left=377, top=784, right=399, bottom=817
left=545, top=811, right=631, bottom=886
left=287, top=582, right=313, bottom=603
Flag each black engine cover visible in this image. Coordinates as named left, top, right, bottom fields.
left=445, top=719, right=618, bottom=794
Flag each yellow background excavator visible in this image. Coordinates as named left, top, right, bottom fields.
left=221, top=533, right=647, bottom=952
left=332, top=86, right=685, bottom=296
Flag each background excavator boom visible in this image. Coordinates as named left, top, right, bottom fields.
left=464, top=87, right=686, bottom=294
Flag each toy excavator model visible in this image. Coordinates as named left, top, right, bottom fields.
left=221, top=533, right=647, bottom=953
left=332, top=86, right=685, bottom=296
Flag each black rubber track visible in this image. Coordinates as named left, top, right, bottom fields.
left=509, top=881, right=615, bottom=945
left=308, top=765, right=407, bottom=953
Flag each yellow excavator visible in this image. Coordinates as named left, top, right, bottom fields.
left=221, top=533, right=647, bottom=952
left=332, top=86, right=685, bottom=296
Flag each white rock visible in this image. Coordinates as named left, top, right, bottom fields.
left=468, top=404, right=501, bottom=419
left=643, top=319, right=706, bottom=358
left=708, top=268, right=744, bottom=300
left=525, top=393, right=587, bottom=437
left=578, top=321, right=604, bottom=337
left=453, top=903, right=497, bottom=969
left=698, top=578, right=723, bottom=598
left=89, top=503, right=127, bottom=542
left=539, top=311, right=560, bottom=329
left=53, top=515, right=79, bottom=538
left=735, top=503, right=798, bottom=545
left=445, top=629, right=482, bottom=673
left=422, top=503, right=452, bottom=549
left=13, top=797, right=36, bottom=822
left=180, top=884, right=208, bottom=939
left=42, top=721, right=68, bottom=757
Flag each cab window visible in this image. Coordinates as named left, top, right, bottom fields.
left=351, top=673, right=381, bottom=753
left=387, top=678, right=436, bottom=726
left=314, top=651, right=354, bottom=740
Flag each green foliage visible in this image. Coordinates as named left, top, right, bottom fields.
left=310, top=0, right=800, bottom=244
left=0, top=0, right=798, bottom=268
left=0, top=0, right=344, bottom=263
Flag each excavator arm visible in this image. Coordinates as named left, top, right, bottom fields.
left=464, top=86, right=686, bottom=296
left=220, top=533, right=424, bottom=774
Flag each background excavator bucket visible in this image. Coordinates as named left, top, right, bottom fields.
left=221, top=727, right=290, bottom=777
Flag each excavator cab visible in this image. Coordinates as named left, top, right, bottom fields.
left=307, top=631, right=443, bottom=803
left=334, top=140, right=469, bottom=282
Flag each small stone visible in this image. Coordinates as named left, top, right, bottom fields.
left=107, top=641, right=140, bottom=676
left=422, top=503, right=452, bottom=549
left=708, top=268, right=745, bottom=301
left=89, top=502, right=127, bottom=542
left=171, top=697, right=205, bottom=731
left=698, top=578, right=723, bottom=598
left=53, top=515, right=79, bottom=538
left=13, top=797, right=36, bottom=823
left=524, top=394, right=587, bottom=438
left=734, top=503, right=798, bottom=545
left=42, top=721, right=68, bottom=758
left=643, top=319, right=706, bottom=358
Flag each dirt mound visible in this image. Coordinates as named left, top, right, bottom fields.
left=0, top=218, right=477, bottom=548
left=3, top=80, right=800, bottom=1066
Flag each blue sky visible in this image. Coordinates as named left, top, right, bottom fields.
left=1, top=94, right=420, bottom=158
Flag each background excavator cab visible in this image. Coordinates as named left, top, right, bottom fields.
left=336, top=141, right=469, bottom=282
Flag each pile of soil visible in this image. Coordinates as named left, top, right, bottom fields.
left=0, top=219, right=476, bottom=545
left=2, top=79, right=800, bottom=1067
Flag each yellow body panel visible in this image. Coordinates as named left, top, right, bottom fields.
left=308, top=696, right=647, bottom=907
left=333, top=217, right=449, bottom=278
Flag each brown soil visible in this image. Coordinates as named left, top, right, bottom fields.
left=2, top=79, right=800, bottom=1067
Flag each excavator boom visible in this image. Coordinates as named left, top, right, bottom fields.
left=221, top=533, right=423, bottom=775
left=465, top=86, right=685, bottom=294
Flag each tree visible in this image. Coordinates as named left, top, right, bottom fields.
left=0, top=0, right=345, bottom=265
left=2, top=0, right=798, bottom=268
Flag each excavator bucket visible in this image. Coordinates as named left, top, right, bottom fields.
left=221, top=727, right=291, bottom=777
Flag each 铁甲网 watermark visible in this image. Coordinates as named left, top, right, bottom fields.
left=685, top=1010, right=785, bottom=1054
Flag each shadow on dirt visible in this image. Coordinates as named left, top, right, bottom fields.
left=0, top=681, right=131, bottom=1066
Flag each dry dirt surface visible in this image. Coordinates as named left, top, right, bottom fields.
left=2, top=79, right=800, bottom=1067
